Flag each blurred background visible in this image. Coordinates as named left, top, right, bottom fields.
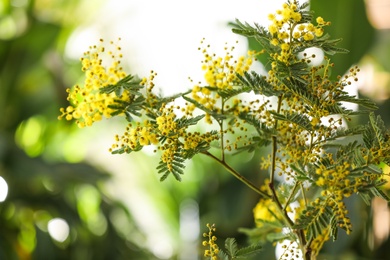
left=1, top=0, right=390, bottom=259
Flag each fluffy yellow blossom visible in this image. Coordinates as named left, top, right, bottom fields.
left=156, top=111, right=177, bottom=136
left=203, top=224, right=220, bottom=259
left=199, top=40, right=253, bottom=89
left=253, top=198, right=282, bottom=227
left=316, top=16, right=325, bottom=25
left=58, top=39, right=129, bottom=128
left=109, top=121, right=159, bottom=153
left=191, top=39, right=255, bottom=124
left=265, top=1, right=330, bottom=69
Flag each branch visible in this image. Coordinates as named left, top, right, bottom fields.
left=201, top=151, right=271, bottom=199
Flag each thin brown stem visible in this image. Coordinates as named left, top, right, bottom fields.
left=268, top=95, right=311, bottom=259
left=283, top=181, right=299, bottom=212
left=201, top=151, right=271, bottom=199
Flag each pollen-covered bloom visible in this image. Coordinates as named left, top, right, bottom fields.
left=253, top=198, right=284, bottom=228
left=156, top=110, right=177, bottom=136
left=190, top=40, right=256, bottom=124
left=266, top=2, right=330, bottom=67
left=202, top=223, right=220, bottom=259
left=109, top=120, right=159, bottom=153
left=58, top=39, right=129, bottom=128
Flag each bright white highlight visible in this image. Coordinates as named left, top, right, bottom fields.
left=0, top=177, right=8, bottom=202
left=179, top=199, right=200, bottom=259
left=298, top=47, right=324, bottom=66
left=275, top=238, right=303, bottom=260
left=48, top=218, right=70, bottom=242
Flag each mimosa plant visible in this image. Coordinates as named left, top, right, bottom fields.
left=59, top=1, right=390, bottom=259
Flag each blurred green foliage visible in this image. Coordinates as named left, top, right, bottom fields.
left=0, top=0, right=152, bottom=259
left=310, top=0, right=375, bottom=79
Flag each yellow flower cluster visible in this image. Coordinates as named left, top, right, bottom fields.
left=253, top=198, right=283, bottom=228
left=142, top=70, right=160, bottom=109
left=253, top=180, right=284, bottom=228
left=109, top=121, right=158, bottom=153
left=267, top=1, right=329, bottom=65
left=314, top=161, right=354, bottom=234
left=200, top=40, right=253, bottom=89
left=315, top=161, right=355, bottom=198
left=58, top=39, right=128, bottom=128
left=202, top=223, right=220, bottom=260
left=187, top=40, right=256, bottom=124
left=156, top=110, right=177, bottom=136
left=156, top=107, right=181, bottom=171
left=183, top=132, right=208, bottom=150
left=309, top=227, right=330, bottom=257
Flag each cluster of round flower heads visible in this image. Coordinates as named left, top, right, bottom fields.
left=267, top=1, right=330, bottom=65
left=186, top=39, right=258, bottom=124
left=202, top=223, right=220, bottom=260
left=58, top=38, right=128, bottom=128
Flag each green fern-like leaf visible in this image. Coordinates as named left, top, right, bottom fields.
left=369, top=113, right=387, bottom=146
left=157, top=155, right=186, bottom=181
left=176, top=115, right=205, bottom=129
left=270, top=111, right=312, bottom=132
left=222, top=237, right=262, bottom=259
left=278, top=77, right=319, bottom=107
left=151, top=89, right=192, bottom=110
left=217, top=250, right=229, bottom=260
left=328, top=125, right=365, bottom=141
left=100, top=74, right=143, bottom=96
left=182, top=95, right=226, bottom=121
left=107, top=95, right=146, bottom=121
left=235, top=112, right=274, bottom=152
left=235, top=242, right=262, bottom=259
left=232, top=19, right=276, bottom=55
left=111, top=144, right=142, bottom=154
left=236, top=71, right=282, bottom=97
left=334, top=94, right=378, bottom=110
left=358, top=178, right=389, bottom=205
left=238, top=113, right=275, bottom=136
left=235, top=136, right=272, bottom=153
left=314, top=36, right=349, bottom=55
left=295, top=202, right=336, bottom=241
left=203, top=86, right=252, bottom=100
left=225, top=238, right=238, bottom=258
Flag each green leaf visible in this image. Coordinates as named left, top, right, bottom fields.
left=370, top=113, right=387, bottom=146
left=157, top=154, right=186, bottom=182
left=153, top=89, right=192, bottom=109
left=235, top=243, right=262, bottom=258
left=111, top=144, right=142, bottom=154
left=231, top=19, right=276, bottom=56
left=182, top=95, right=226, bottom=121
left=315, top=37, right=349, bottom=56
left=225, top=238, right=238, bottom=257
left=295, top=201, right=334, bottom=241
left=176, top=115, right=205, bottom=129
left=100, top=74, right=142, bottom=96
left=217, top=250, right=229, bottom=260
left=270, top=111, right=312, bottom=132
left=334, top=94, right=378, bottom=110
left=236, top=71, right=282, bottom=97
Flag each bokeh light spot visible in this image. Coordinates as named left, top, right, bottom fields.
left=48, top=218, right=70, bottom=243
left=0, top=176, right=8, bottom=202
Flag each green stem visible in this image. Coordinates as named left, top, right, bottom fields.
left=220, top=98, right=225, bottom=162
left=269, top=95, right=283, bottom=188
left=269, top=95, right=310, bottom=259
left=201, top=151, right=271, bottom=199
left=283, top=181, right=299, bottom=211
